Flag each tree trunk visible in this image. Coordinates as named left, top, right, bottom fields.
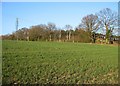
left=69, top=31, right=71, bottom=41
left=66, top=31, right=69, bottom=41
left=105, top=25, right=109, bottom=44
left=59, top=30, right=61, bottom=42
left=49, top=35, right=51, bottom=41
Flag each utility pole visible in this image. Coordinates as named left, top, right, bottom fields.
left=16, top=18, right=18, bottom=41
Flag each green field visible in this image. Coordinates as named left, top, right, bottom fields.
left=2, top=40, right=118, bottom=84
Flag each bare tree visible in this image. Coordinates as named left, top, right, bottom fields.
left=96, top=8, right=118, bottom=43
left=47, top=22, right=56, bottom=41
left=65, top=25, right=72, bottom=41
left=23, top=28, right=29, bottom=41
left=79, top=14, right=100, bottom=43
left=29, top=25, right=45, bottom=41
left=58, top=28, right=62, bottom=42
left=16, top=27, right=28, bottom=40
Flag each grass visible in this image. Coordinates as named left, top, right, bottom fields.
left=2, top=40, right=118, bottom=84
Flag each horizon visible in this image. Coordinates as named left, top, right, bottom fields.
left=2, top=2, right=118, bottom=35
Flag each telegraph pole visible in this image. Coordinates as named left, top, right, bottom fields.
left=16, top=18, right=18, bottom=41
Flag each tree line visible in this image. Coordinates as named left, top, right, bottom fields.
left=2, top=8, right=118, bottom=44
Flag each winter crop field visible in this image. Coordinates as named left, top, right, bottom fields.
left=2, top=40, right=118, bottom=84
